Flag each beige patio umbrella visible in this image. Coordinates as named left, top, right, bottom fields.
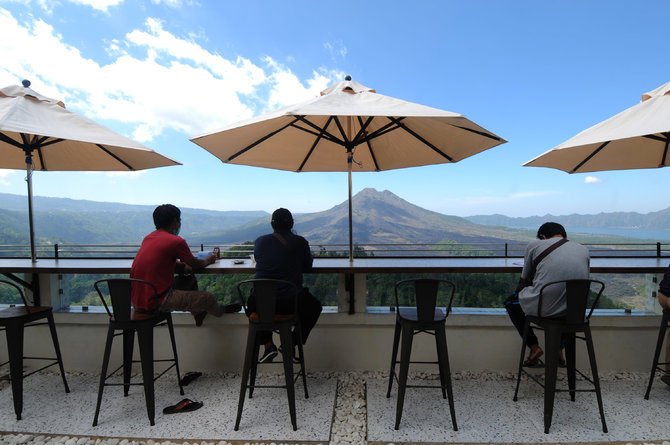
left=190, top=77, right=506, bottom=261
left=0, top=80, right=181, bottom=262
left=525, top=81, right=670, bottom=173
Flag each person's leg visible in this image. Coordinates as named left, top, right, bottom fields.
left=295, top=290, right=322, bottom=345
left=657, top=293, right=670, bottom=375
left=504, top=293, right=542, bottom=363
left=159, top=288, right=239, bottom=326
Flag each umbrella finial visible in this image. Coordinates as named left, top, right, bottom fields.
left=345, top=75, right=351, bottom=81
left=22, top=79, right=31, bottom=88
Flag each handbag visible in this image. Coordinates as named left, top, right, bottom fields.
left=172, top=273, right=198, bottom=291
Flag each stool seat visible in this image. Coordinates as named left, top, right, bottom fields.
left=387, top=279, right=457, bottom=431
left=92, top=278, right=183, bottom=427
left=0, top=306, right=51, bottom=319
left=0, top=280, right=70, bottom=421
left=249, top=312, right=294, bottom=322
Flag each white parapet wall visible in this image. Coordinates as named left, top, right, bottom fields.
left=2, top=308, right=660, bottom=374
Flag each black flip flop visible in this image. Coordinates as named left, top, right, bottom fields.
left=163, top=398, right=203, bottom=414
left=180, top=371, right=202, bottom=386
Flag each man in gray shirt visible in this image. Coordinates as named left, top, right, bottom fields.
left=504, top=222, right=590, bottom=367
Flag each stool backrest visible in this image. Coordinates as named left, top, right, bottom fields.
left=94, top=278, right=158, bottom=321
left=538, top=279, right=605, bottom=322
left=237, top=278, right=299, bottom=323
left=395, top=278, right=456, bottom=322
left=0, top=279, right=31, bottom=310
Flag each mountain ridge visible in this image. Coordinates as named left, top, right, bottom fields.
left=0, top=189, right=665, bottom=247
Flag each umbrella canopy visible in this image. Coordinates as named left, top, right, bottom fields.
left=191, top=78, right=506, bottom=260
left=0, top=81, right=181, bottom=262
left=524, top=81, right=670, bottom=173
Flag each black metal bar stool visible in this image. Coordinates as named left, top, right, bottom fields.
left=644, top=308, right=670, bottom=399
left=92, top=278, right=183, bottom=426
left=386, top=278, right=457, bottom=430
left=0, top=279, right=70, bottom=420
left=513, top=279, right=607, bottom=434
left=235, top=278, right=307, bottom=431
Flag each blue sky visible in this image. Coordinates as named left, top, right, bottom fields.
left=1, top=0, right=670, bottom=217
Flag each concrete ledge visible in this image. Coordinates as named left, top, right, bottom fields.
left=2, top=309, right=663, bottom=374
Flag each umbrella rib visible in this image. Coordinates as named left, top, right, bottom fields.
left=361, top=118, right=405, bottom=142
left=643, top=134, right=666, bottom=143
left=228, top=117, right=301, bottom=162
left=452, top=124, right=503, bottom=141
left=332, top=116, right=351, bottom=147
left=571, top=140, right=610, bottom=173
left=387, top=117, right=455, bottom=162
left=293, top=116, right=344, bottom=145
left=298, top=116, right=335, bottom=172
left=95, top=144, right=134, bottom=170
left=356, top=116, right=381, bottom=171
left=660, top=133, right=670, bottom=167
left=0, top=131, right=24, bottom=149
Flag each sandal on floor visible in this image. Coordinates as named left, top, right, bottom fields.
left=523, top=348, right=544, bottom=368
left=163, top=398, right=203, bottom=414
left=180, top=371, right=202, bottom=386
left=523, top=357, right=545, bottom=368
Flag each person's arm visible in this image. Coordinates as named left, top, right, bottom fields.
left=301, top=238, right=313, bottom=272
left=175, top=237, right=216, bottom=272
left=516, top=242, right=535, bottom=292
left=184, top=253, right=216, bottom=271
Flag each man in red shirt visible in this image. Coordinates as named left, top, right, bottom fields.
left=130, top=204, right=240, bottom=326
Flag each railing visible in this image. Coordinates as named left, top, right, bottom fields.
left=0, top=241, right=669, bottom=259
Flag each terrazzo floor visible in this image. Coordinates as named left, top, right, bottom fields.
left=1, top=370, right=670, bottom=444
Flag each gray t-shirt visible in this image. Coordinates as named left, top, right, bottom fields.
left=518, top=237, right=590, bottom=317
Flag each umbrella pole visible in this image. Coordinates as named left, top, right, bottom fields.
left=25, top=153, right=37, bottom=263
left=348, top=152, right=353, bottom=263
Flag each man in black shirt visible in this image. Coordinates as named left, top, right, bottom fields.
left=250, top=208, right=322, bottom=363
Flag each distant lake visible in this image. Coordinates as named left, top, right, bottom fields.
left=512, top=226, right=670, bottom=242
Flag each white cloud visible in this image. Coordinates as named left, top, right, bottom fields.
left=104, top=171, right=147, bottom=178
left=0, top=9, right=340, bottom=143
left=324, top=40, right=347, bottom=61
left=67, top=0, right=124, bottom=12
left=150, top=0, right=182, bottom=7
left=584, top=176, right=603, bottom=184
left=0, top=169, right=17, bottom=186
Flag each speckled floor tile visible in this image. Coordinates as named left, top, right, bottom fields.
left=368, top=374, right=670, bottom=443
left=0, top=372, right=336, bottom=442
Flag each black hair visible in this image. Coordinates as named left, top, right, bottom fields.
left=153, top=204, right=181, bottom=230
left=537, top=222, right=567, bottom=239
left=271, top=208, right=294, bottom=231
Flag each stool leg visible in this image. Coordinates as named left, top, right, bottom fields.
left=395, top=324, right=413, bottom=430
left=645, top=312, right=669, bottom=399
left=249, top=337, right=260, bottom=399
left=46, top=312, right=69, bottom=393
left=279, top=327, right=297, bottom=431
left=136, top=326, right=155, bottom=426
left=122, top=329, right=134, bottom=397
left=543, top=326, right=561, bottom=434
left=235, top=326, right=257, bottom=431
left=565, top=333, right=577, bottom=402
left=165, top=314, right=184, bottom=396
left=435, top=324, right=457, bottom=431
left=386, top=318, right=401, bottom=398
left=295, top=325, right=308, bottom=399
left=5, top=320, right=24, bottom=420
left=93, top=324, right=115, bottom=427
left=585, top=325, right=607, bottom=433
left=513, top=320, right=531, bottom=402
